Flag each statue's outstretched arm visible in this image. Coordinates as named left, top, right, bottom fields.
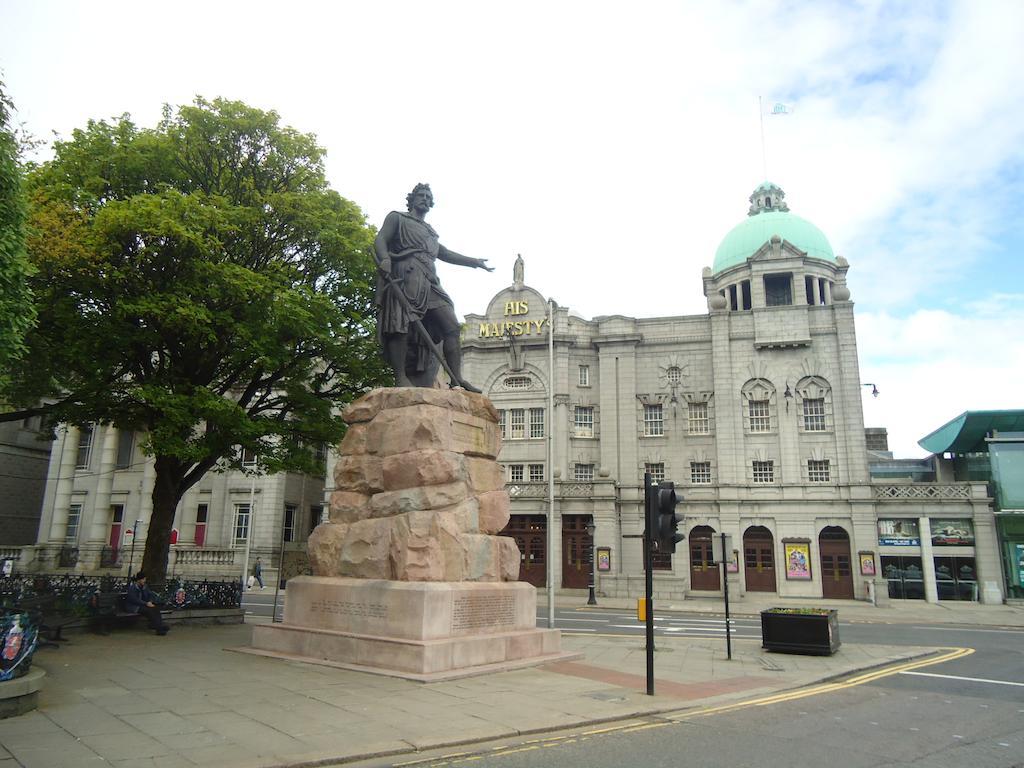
left=438, top=244, right=495, bottom=272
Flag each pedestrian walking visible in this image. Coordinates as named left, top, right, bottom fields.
left=254, top=557, right=265, bottom=589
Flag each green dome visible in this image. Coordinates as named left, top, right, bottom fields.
left=712, top=185, right=835, bottom=274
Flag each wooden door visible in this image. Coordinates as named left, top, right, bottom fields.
left=562, top=515, right=593, bottom=589
left=500, top=515, right=546, bottom=587
left=108, top=504, right=124, bottom=550
left=743, top=526, right=777, bottom=592
left=819, top=527, right=855, bottom=599
left=689, top=526, right=721, bottom=590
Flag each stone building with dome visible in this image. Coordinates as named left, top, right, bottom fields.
left=460, top=183, right=1004, bottom=604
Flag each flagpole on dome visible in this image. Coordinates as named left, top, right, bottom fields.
left=758, top=95, right=768, bottom=180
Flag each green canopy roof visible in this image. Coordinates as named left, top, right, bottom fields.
left=918, top=410, right=1024, bottom=454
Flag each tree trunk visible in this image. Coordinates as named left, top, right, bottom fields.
left=140, top=455, right=185, bottom=586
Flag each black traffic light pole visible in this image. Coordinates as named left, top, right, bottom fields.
left=721, top=531, right=732, bottom=660
left=643, top=472, right=655, bottom=696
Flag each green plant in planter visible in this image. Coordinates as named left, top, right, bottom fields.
left=765, top=607, right=833, bottom=615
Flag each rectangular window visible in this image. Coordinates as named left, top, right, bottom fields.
left=66, top=503, right=82, bottom=541
left=195, top=503, right=208, bottom=547
left=688, top=402, right=710, bottom=434
left=578, top=365, right=590, bottom=387
left=574, top=406, right=594, bottom=438
left=803, top=398, right=826, bottom=431
left=808, top=459, right=831, bottom=482
left=752, top=460, right=775, bottom=484
left=690, top=461, right=712, bottom=485
left=529, top=408, right=545, bottom=438
left=115, top=429, right=134, bottom=469
left=309, top=505, right=324, bottom=535
left=643, top=404, right=664, bottom=436
left=240, top=447, right=257, bottom=467
left=574, top=463, right=594, bottom=481
left=283, top=503, right=296, bottom=543
left=497, top=410, right=506, bottom=440
left=234, top=503, right=251, bottom=542
left=645, top=462, right=665, bottom=483
left=764, top=273, right=793, bottom=306
left=749, top=400, right=771, bottom=432
left=509, top=464, right=525, bottom=482
left=314, top=442, right=327, bottom=464
left=529, top=463, right=545, bottom=481
left=76, top=425, right=94, bottom=469
left=509, top=409, right=526, bottom=440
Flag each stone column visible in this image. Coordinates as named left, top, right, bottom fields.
left=973, top=510, right=1005, bottom=604
left=811, top=276, right=821, bottom=306
left=919, top=517, right=938, bottom=603
left=89, top=425, right=119, bottom=541
left=47, top=426, right=80, bottom=541
left=137, top=451, right=156, bottom=540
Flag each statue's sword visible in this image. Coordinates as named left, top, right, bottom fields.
left=379, top=273, right=461, bottom=386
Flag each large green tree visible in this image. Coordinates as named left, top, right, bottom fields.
left=2, top=97, right=389, bottom=583
left=0, top=80, right=35, bottom=376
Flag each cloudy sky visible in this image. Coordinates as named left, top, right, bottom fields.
left=2, top=0, right=1021, bottom=458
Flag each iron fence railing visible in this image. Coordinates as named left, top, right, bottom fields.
left=0, top=573, right=241, bottom=611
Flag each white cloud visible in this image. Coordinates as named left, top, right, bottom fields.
left=2, top=0, right=1022, bottom=457
left=858, top=303, right=1024, bottom=457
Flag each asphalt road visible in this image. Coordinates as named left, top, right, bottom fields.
left=269, top=600, right=1018, bottom=768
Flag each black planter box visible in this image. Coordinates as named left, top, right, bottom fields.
left=761, top=608, right=840, bottom=655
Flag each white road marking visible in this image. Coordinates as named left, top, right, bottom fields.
left=911, top=625, right=1024, bottom=634
left=900, top=671, right=1024, bottom=687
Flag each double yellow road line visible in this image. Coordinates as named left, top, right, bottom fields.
left=669, top=646, right=974, bottom=720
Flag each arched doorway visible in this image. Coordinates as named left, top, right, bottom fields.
left=819, top=526, right=854, bottom=599
left=743, top=526, right=776, bottom=592
left=500, top=515, right=546, bottom=587
left=689, top=526, right=720, bottom=590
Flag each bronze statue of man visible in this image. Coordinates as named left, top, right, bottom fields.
left=374, top=184, right=493, bottom=391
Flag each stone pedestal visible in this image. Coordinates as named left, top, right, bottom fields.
left=247, top=577, right=576, bottom=681
left=246, top=388, right=576, bottom=680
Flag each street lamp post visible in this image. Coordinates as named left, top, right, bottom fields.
left=586, top=520, right=597, bottom=605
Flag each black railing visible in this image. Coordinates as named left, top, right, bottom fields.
left=0, top=573, right=241, bottom=611
left=99, top=546, right=122, bottom=568
left=57, top=546, right=79, bottom=568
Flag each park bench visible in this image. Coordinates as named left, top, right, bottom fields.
left=87, top=592, right=171, bottom=634
left=13, top=593, right=90, bottom=646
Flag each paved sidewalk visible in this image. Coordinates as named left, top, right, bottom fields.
left=3, top=597, right=1021, bottom=768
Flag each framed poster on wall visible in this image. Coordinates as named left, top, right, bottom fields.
left=726, top=550, right=740, bottom=573
left=596, top=547, right=611, bottom=572
left=859, top=551, right=876, bottom=576
left=784, top=541, right=812, bottom=580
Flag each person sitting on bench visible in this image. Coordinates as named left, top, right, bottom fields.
left=126, top=572, right=170, bottom=636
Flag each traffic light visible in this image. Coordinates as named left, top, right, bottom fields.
left=654, top=481, right=684, bottom=554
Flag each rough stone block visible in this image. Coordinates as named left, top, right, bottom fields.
left=339, top=518, right=394, bottom=579
left=382, top=450, right=465, bottom=491
left=390, top=511, right=443, bottom=581
left=333, top=454, right=384, bottom=494
left=338, top=423, right=371, bottom=455
left=461, top=534, right=500, bottom=582
left=465, top=457, right=504, bottom=492
left=370, top=482, right=470, bottom=517
left=497, top=535, right=521, bottom=582
left=328, top=491, right=372, bottom=524
left=308, top=522, right=350, bottom=577
left=476, top=490, right=510, bottom=534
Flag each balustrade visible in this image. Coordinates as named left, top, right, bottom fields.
left=873, top=484, right=972, bottom=500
